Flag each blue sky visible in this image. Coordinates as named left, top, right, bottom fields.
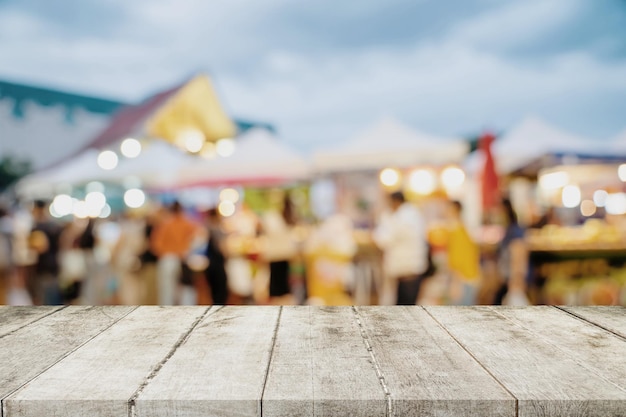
left=1, top=0, right=625, bottom=150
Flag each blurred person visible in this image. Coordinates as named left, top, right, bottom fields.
left=151, top=201, right=199, bottom=305
left=138, top=207, right=162, bottom=304
left=494, top=198, right=528, bottom=305
left=446, top=200, right=481, bottom=305
left=222, top=203, right=258, bottom=300
left=77, top=218, right=99, bottom=304
left=111, top=211, right=147, bottom=305
left=530, top=206, right=560, bottom=229
left=0, top=206, right=14, bottom=304
left=304, top=213, right=357, bottom=305
left=259, top=196, right=297, bottom=304
left=373, top=191, right=428, bottom=305
left=57, top=219, right=87, bottom=304
left=204, top=208, right=229, bottom=305
left=27, top=200, right=63, bottom=305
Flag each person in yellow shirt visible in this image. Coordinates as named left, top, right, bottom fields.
left=446, top=200, right=481, bottom=305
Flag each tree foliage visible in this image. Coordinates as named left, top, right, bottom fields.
left=0, top=155, right=31, bottom=192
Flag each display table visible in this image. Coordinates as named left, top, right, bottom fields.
left=0, top=306, right=624, bottom=416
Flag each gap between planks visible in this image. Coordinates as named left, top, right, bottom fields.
left=554, top=306, right=626, bottom=342
left=488, top=307, right=626, bottom=395
left=1, top=306, right=138, bottom=417
left=423, top=307, right=520, bottom=417
left=259, top=306, right=284, bottom=417
left=128, top=306, right=215, bottom=417
left=352, top=306, right=393, bottom=417
left=0, top=306, right=68, bottom=341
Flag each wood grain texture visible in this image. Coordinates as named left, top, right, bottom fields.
left=262, top=306, right=386, bottom=417
left=357, top=306, right=516, bottom=417
left=134, top=306, right=281, bottom=417
left=559, top=306, right=626, bottom=339
left=426, top=306, right=626, bottom=417
left=0, top=306, right=64, bottom=337
left=0, top=306, right=134, bottom=404
left=492, top=306, right=626, bottom=391
left=1, top=306, right=624, bottom=417
left=4, top=306, right=205, bottom=417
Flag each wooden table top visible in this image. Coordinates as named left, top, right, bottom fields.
left=0, top=306, right=624, bottom=417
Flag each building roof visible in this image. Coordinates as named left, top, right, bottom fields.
left=1, top=78, right=276, bottom=171
left=0, top=79, right=126, bottom=123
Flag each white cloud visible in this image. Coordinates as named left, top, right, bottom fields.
left=0, top=0, right=624, bottom=152
left=450, top=0, right=583, bottom=51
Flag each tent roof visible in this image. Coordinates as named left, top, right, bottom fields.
left=313, top=117, right=468, bottom=172
left=493, top=116, right=596, bottom=172
left=465, top=116, right=598, bottom=175
left=177, top=128, right=311, bottom=187
left=17, top=140, right=197, bottom=197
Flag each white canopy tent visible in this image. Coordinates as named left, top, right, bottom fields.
left=17, top=140, right=194, bottom=198
left=464, top=116, right=598, bottom=176
left=312, top=117, right=469, bottom=173
left=175, top=128, right=312, bottom=187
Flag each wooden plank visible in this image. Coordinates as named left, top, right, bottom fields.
left=4, top=306, right=207, bottom=417
left=0, top=306, right=134, bottom=404
left=559, top=306, right=626, bottom=339
left=262, top=306, right=386, bottom=417
left=356, top=306, right=515, bottom=417
left=134, top=306, right=280, bottom=417
left=0, top=306, right=64, bottom=337
left=493, top=306, right=626, bottom=391
left=427, top=306, right=626, bottom=417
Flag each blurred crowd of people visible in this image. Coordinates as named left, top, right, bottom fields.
left=0, top=191, right=529, bottom=307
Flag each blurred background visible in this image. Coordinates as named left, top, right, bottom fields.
left=1, top=0, right=625, bottom=306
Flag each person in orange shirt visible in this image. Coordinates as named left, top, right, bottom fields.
left=151, top=201, right=199, bottom=305
left=446, top=200, right=481, bottom=305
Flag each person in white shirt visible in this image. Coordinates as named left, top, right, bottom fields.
left=373, top=191, right=428, bottom=305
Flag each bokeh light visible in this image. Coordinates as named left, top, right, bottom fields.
left=99, top=204, right=112, bottom=219
left=539, top=171, right=569, bottom=190
left=216, top=138, right=236, bottom=157
left=120, top=138, right=142, bottom=158
left=606, top=193, right=626, bottom=215
left=220, top=188, right=240, bottom=203
left=124, top=188, right=146, bottom=208
left=97, top=150, right=118, bottom=170
left=593, top=190, right=608, bottom=207
left=379, top=168, right=400, bottom=187
left=409, top=168, right=436, bottom=195
left=580, top=200, right=596, bottom=217
left=441, top=166, right=465, bottom=191
left=218, top=200, right=236, bottom=217
left=51, top=194, right=73, bottom=217
left=183, top=130, right=205, bottom=153
left=85, top=191, right=106, bottom=210
left=619, top=164, right=626, bottom=182
left=562, top=185, right=581, bottom=208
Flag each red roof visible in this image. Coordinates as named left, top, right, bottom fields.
left=81, top=81, right=185, bottom=151
left=45, top=80, right=186, bottom=170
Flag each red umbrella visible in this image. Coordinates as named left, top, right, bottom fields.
left=480, top=132, right=500, bottom=214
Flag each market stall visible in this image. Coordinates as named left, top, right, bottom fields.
left=175, top=128, right=312, bottom=187
left=313, top=117, right=468, bottom=173
left=309, top=118, right=471, bottom=304
left=525, top=156, right=626, bottom=306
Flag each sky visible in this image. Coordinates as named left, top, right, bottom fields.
left=1, top=0, right=625, bottom=151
